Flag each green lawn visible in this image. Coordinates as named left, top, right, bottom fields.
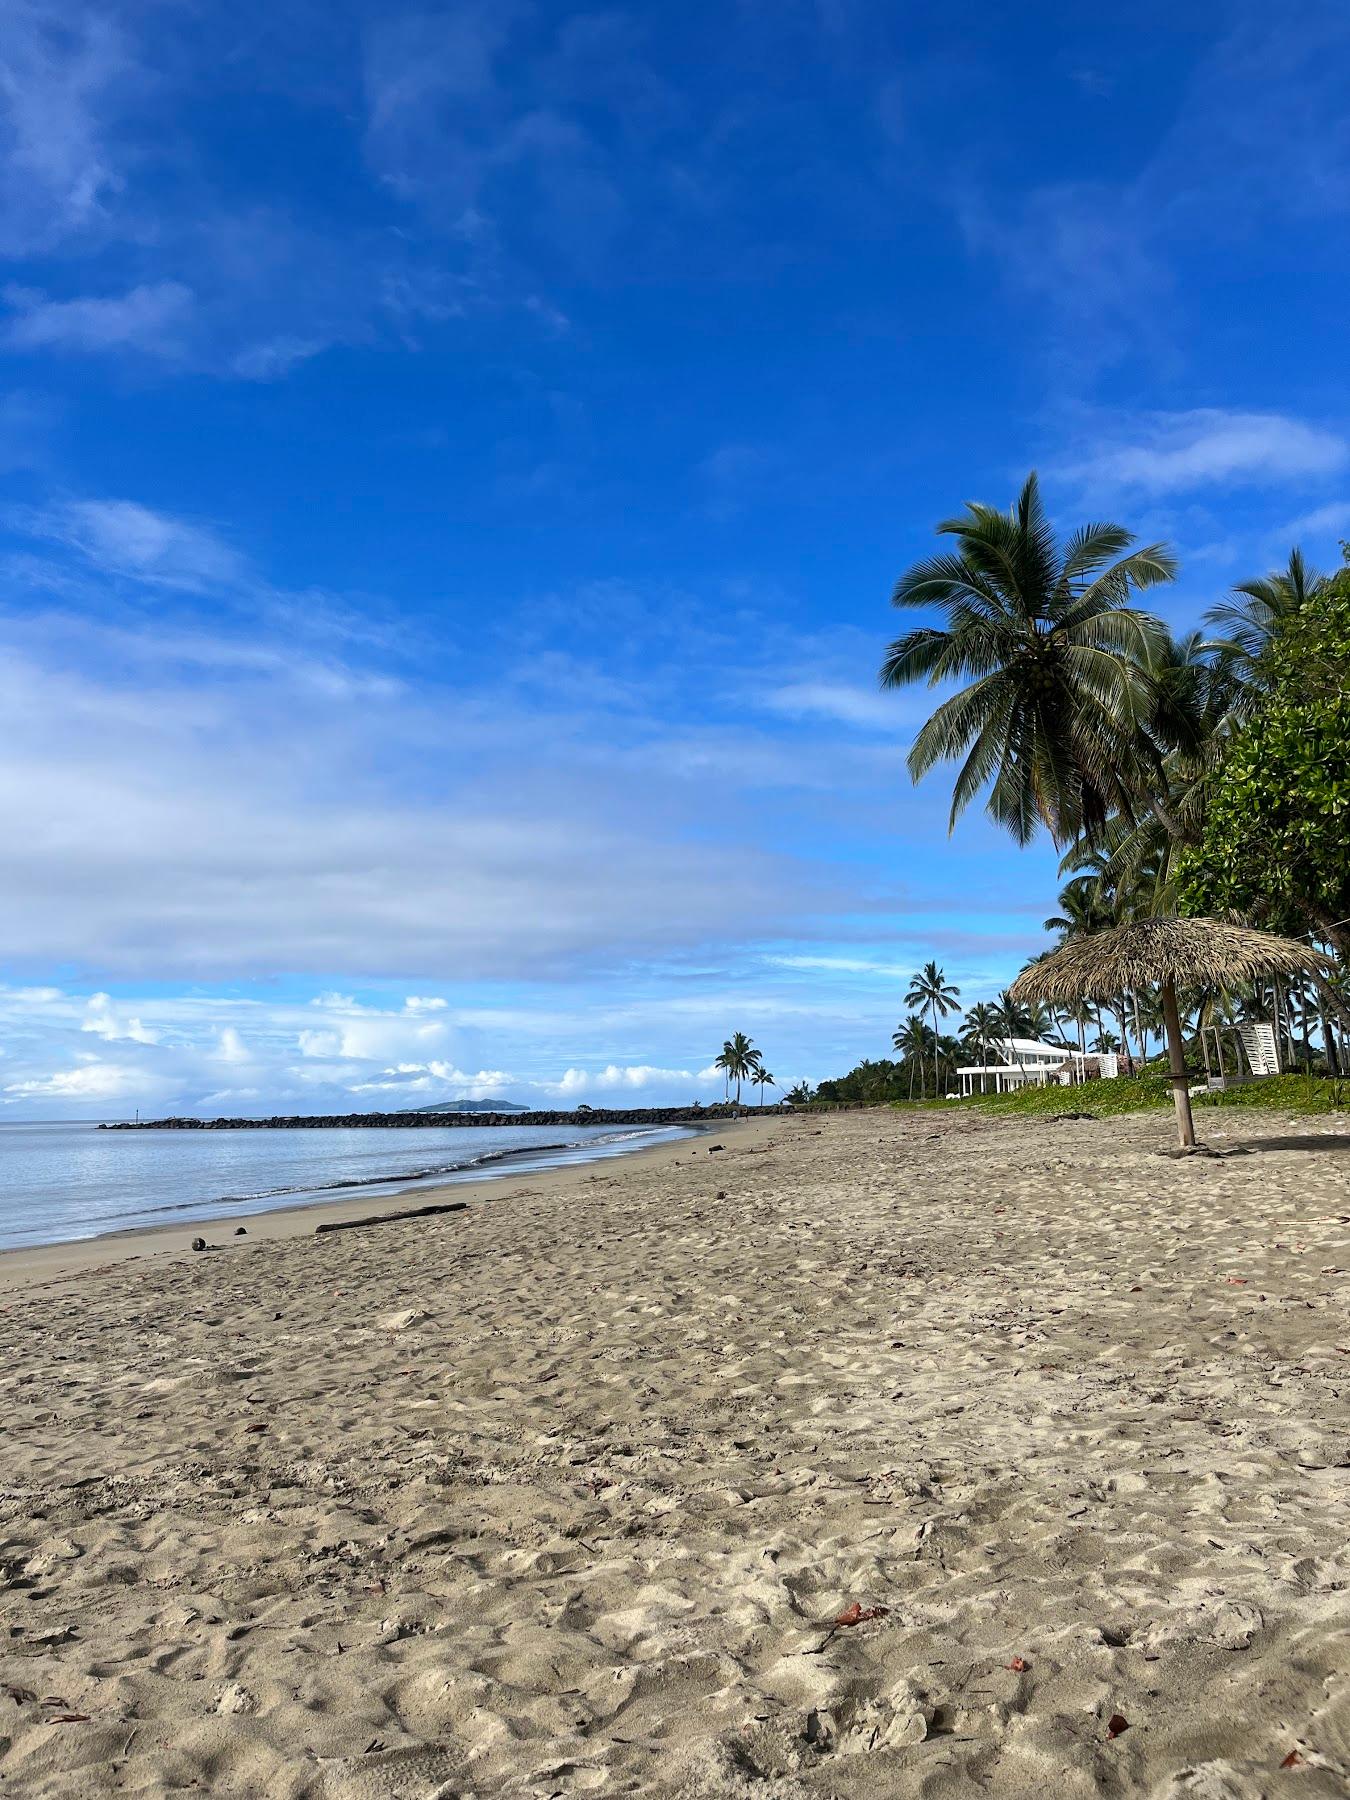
left=954, top=1071, right=1349, bottom=1119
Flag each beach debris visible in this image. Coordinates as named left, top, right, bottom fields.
left=804, top=1707, right=832, bottom=1750
left=315, top=1200, right=467, bottom=1236
left=805, top=1683, right=930, bottom=1756
left=1280, top=1751, right=1304, bottom=1768
left=2, top=1684, right=37, bottom=1705
left=214, top=1683, right=257, bottom=1715
left=708, top=1143, right=725, bottom=1153
left=1005, top=1655, right=1029, bottom=1672
left=1106, top=1712, right=1130, bottom=1739
left=832, top=1602, right=889, bottom=1628
left=191, top=1237, right=208, bottom=1252
left=379, top=1307, right=429, bottom=1332
left=235, top=1227, right=247, bottom=1235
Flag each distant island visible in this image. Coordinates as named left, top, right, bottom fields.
left=398, top=1097, right=530, bottom=1114
left=99, top=1103, right=762, bottom=1131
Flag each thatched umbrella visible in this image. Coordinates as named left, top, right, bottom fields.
left=1010, top=917, right=1330, bottom=1150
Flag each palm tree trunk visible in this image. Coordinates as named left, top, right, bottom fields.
left=1116, top=1000, right=1136, bottom=1073
left=1162, top=980, right=1197, bottom=1150
left=1319, top=999, right=1340, bottom=1074
left=930, top=1002, right=938, bottom=1098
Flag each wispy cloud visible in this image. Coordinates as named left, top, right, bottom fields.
left=17, top=498, right=246, bottom=592
left=1058, top=409, right=1348, bottom=497
left=229, top=333, right=332, bottom=382
left=761, top=679, right=905, bottom=732
left=1279, top=499, right=1350, bottom=544
left=0, top=0, right=137, bottom=253
left=956, top=3, right=1350, bottom=370
left=3, top=281, right=193, bottom=355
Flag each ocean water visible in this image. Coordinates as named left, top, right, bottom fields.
left=0, top=1120, right=694, bottom=1252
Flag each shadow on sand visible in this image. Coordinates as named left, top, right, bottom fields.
left=1212, top=1133, right=1350, bottom=1157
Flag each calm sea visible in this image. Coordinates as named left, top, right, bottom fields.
left=0, top=1120, right=694, bottom=1252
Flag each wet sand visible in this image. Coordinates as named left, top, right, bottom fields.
left=2, top=1106, right=1349, bottom=1796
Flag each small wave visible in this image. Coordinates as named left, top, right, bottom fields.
left=103, top=1128, right=677, bottom=1222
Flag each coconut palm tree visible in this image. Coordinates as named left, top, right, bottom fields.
left=961, top=1001, right=999, bottom=1093
left=905, top=961, right=960, bottom=1098
left=715, top=1033, right=760, bottom=1108
left=879, top=472, right=1175, bottom=846
left=752, top=1066, right=777, bottom=1106
left=892, top=1014, right=929, bottom=1100
left=994, top=989, right=1032, bottom=1080
left=1059, top=631, right=1243, bottom=912
left=1205, top=548, right=1325, bottom=697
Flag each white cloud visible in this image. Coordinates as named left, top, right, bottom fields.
left=551, top=1064, right=716, bottom=1094
left=3, top=281, right=193, bottom=355
left=1060, top=409, right=1348, bottom=496
left=82, top=991, right=159, bottom=1044
left=350, top=1062, right=515, bottom=1097
left=763, top=680, right=904, bottom=732
left=1281, top=499, right=1350, bottom=542
left=6, top=1060, right=146, bottom=1101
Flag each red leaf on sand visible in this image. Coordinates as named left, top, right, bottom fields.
left=833, top=1602, right=889, bottom=1628
left=1280, top=1751, right=1304, bottom=1768
left=1106, top=1713, right=1130, bottom=1740
left=1225, top=1277, right=1248, bottom=1286
left=1006, top=1656, right=1028, bottom=1672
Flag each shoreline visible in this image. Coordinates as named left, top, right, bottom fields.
left=0, top=1114, right=758, bottom=1289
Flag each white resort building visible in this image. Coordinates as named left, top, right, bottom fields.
left=954, top=1037, right=1106, bottom=1097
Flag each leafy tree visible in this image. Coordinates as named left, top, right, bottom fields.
left=752, top=1066, right=777, bottom=1106
left=879, top=471, right=1175, bottom=845
left=815, top=1059, right=911, bottom=1104
left=786, top=1080, right=815, bottom=1104
left=1179, top=571, right=1350, bottom=953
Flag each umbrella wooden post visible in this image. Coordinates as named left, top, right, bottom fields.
left=1160, top=979, right=1197, bottom=1150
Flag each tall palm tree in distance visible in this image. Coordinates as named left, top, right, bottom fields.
left=716, top=1033, right=760, bottom=1108
left=880, top=471, right=1175, bottom=846
left=962, top=1001, right=999, bottom=1093
left=752, top=1066, right=776, bottom=1106
left=892, top=1014, right=929, bottom=1100
left=994, top=988, right=1032, bottom=1081
left=905, top=961, right=960, bottom=1098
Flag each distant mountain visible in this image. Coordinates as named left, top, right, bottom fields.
left=396, top=1097, right=530, bottom=1115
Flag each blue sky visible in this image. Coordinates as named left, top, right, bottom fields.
left=1, top=0, right=1348, bottom=1114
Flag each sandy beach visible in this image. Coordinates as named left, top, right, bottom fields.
left=3, top=1106, right=1350, bottom=1797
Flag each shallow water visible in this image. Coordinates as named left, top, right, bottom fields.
left=0, top=1119, right=693, bottom=1250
